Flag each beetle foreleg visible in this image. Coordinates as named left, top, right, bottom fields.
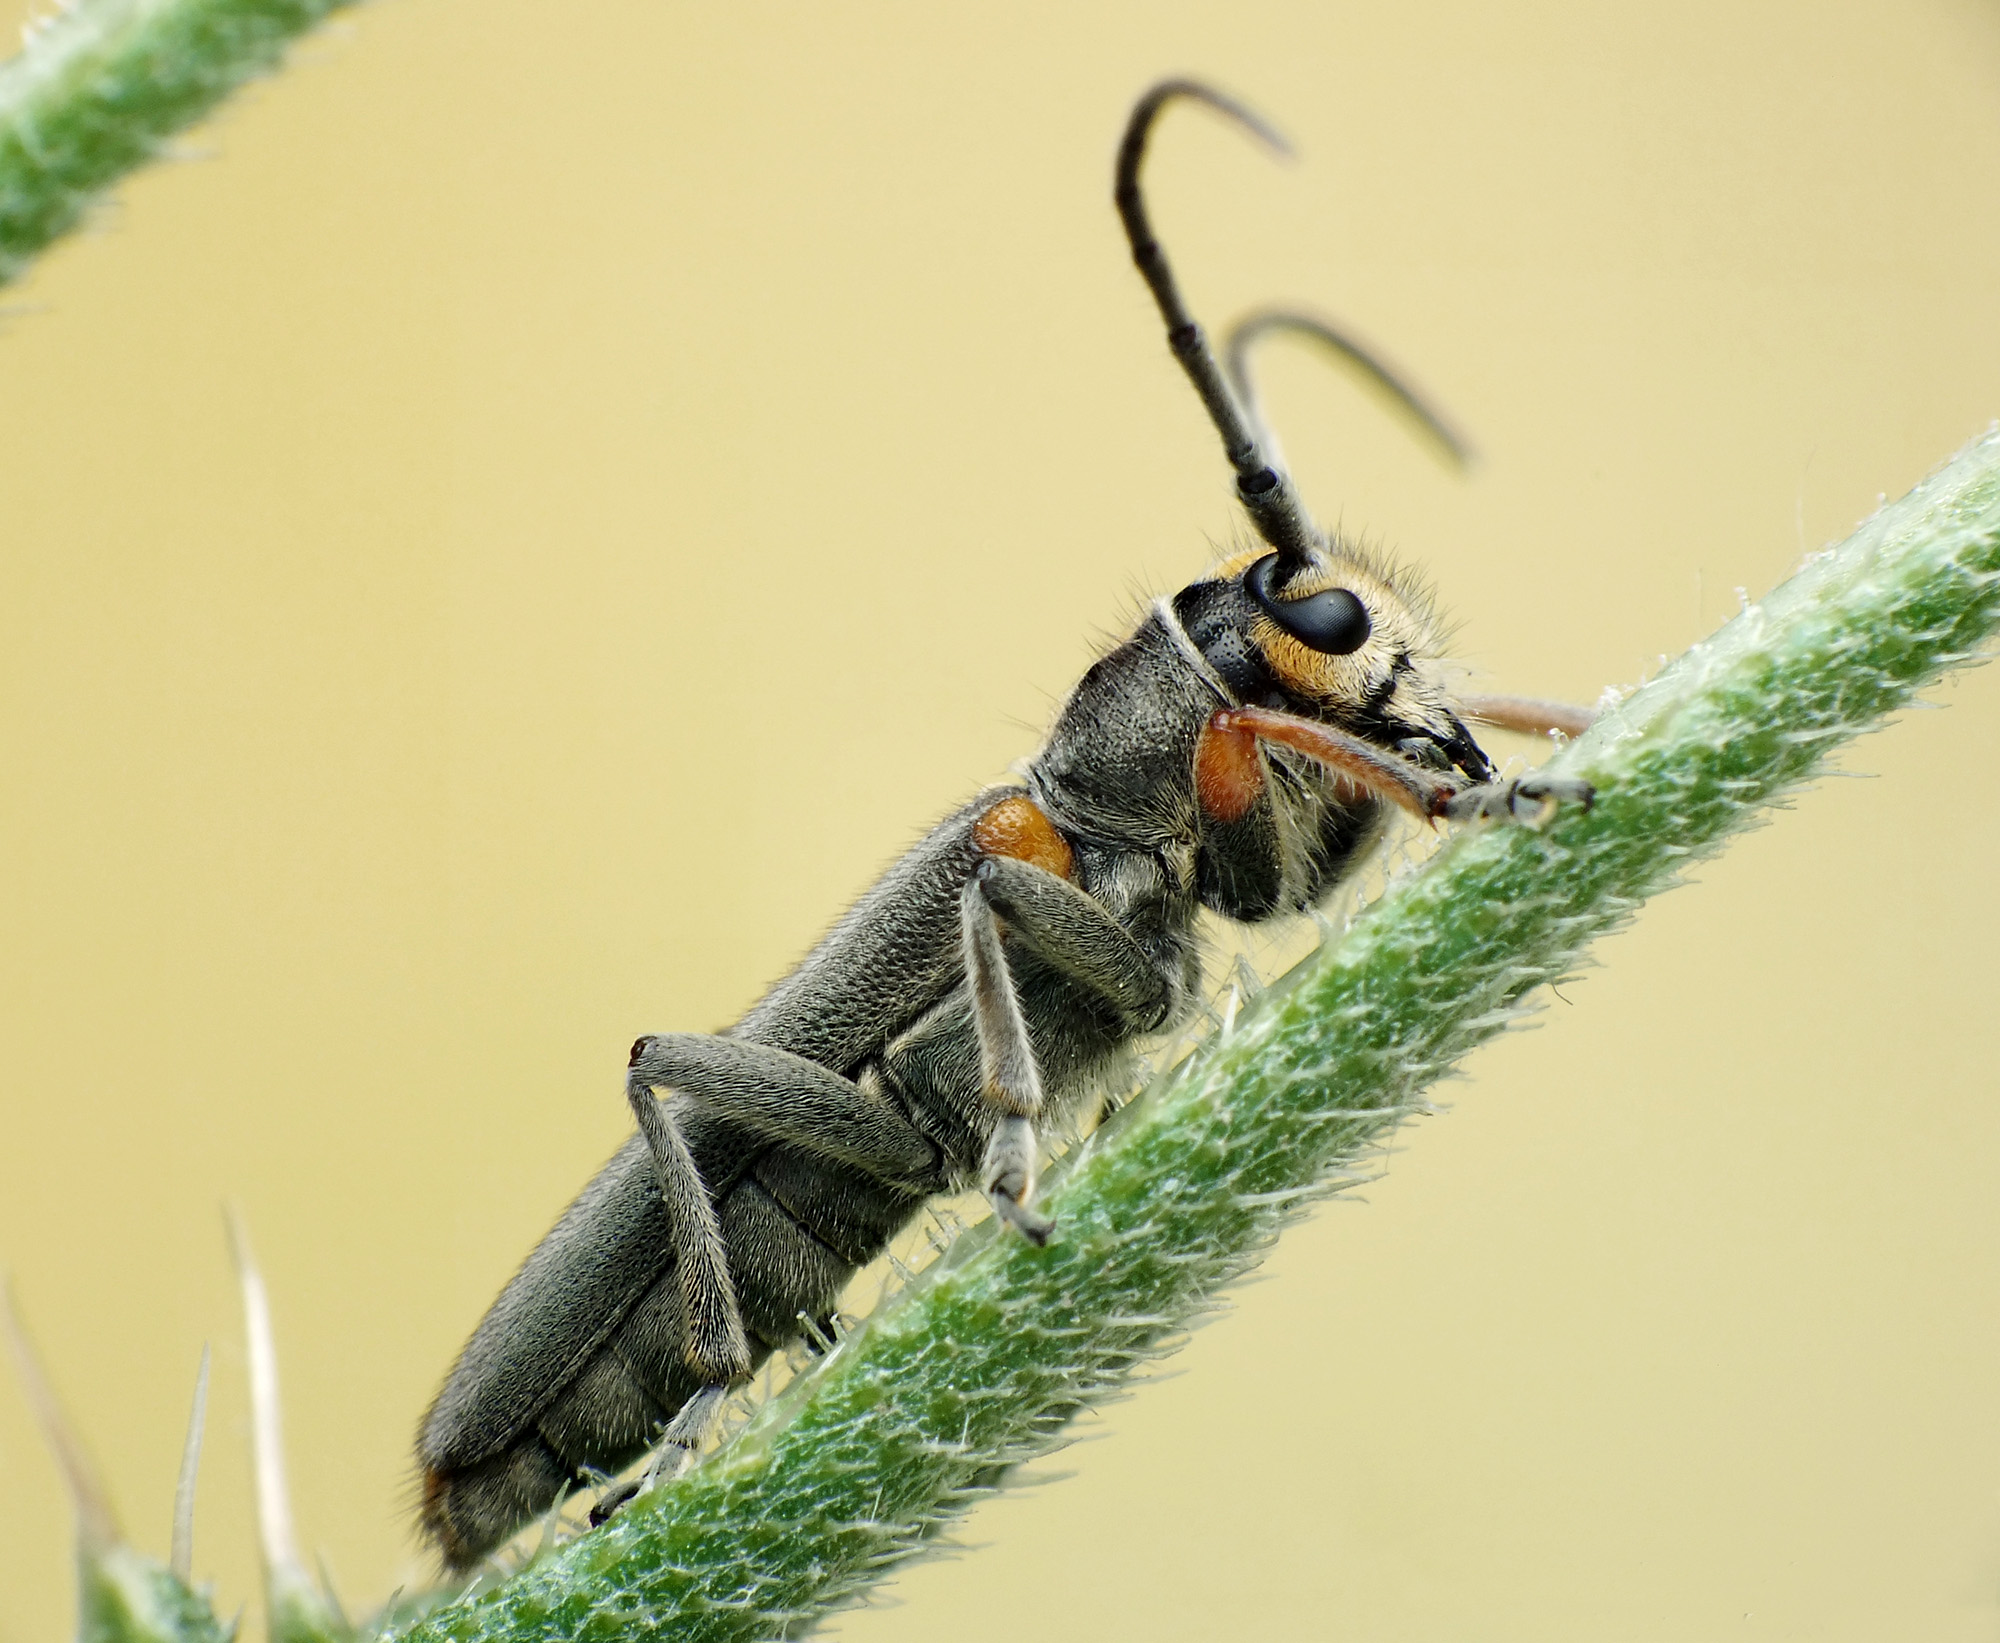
left=623, top=1078, right=753, bottom=1387
left=960, top=875, right=1055, bottom=1245
left=1212, top=706, right=1594, bottom=823
left=1211, top=706, right=1451, bottom=819
left=1438, top=773, right=1597, bottom=825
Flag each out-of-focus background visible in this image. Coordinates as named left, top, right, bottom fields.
left=2, top=1, right=1998, bottom=1638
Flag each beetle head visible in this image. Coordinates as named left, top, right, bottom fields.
left=1183, top=545, right=1494, bottom=785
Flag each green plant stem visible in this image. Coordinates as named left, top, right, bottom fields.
left=382, top=430, right=2000, bottom=1643
left=79, top=1544, right=232, bottom=1643
left=0, top=0, right=354, bottom=284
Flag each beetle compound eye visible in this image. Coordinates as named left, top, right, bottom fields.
left=1244, top=554, right=1372, bottom=656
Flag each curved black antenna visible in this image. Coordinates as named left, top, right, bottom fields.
left=1115, top=80, right=1323, bottom=574
left=1224, top=309, right=1476, bottom=472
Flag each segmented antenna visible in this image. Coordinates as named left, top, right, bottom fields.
left=1114, top=80, right=1324, bottom=573
left=1222, top=308, right=1476, bottom=472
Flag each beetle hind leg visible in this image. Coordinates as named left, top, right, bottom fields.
left=649, top=1383, right=730, bottom=1477
left=624, top=1075, right=753, bottom=1388
left=616, top=1069, right=754, bottom=1520
left=585, top=1384, right=734, bottom=1529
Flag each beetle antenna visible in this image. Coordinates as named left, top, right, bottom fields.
left=1223, top=308, right=1476, bottom=472
left=1115, top=80, right=1324, bottom=574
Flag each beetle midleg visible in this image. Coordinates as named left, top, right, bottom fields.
left=626, top=1034, right=939, bottom=1184
left=960, top=874, right=1054, bottom=1245
left=971, top=856, right=1175, bottom=1032
left=1457, top=693, right=1596, bottom=740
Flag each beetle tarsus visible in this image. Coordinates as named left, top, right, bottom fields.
left=585, top=1381, right=731, bottom=1531
left=984, top=1114, right=1053, bottom=1243
left=649, top=1384, right=728, bottom=1481
left=991, top=1193, right=1056, bottom=1246
left=1439, top=773, right=1597, bottom=826
left=586, top=1480, right=638, bottom=1529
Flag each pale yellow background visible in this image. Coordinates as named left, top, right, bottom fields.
left=1, top=1, right=1998, bottom=1638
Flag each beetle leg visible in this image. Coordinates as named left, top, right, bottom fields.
left=1212, top=705, right=1595, bottom=824
left=585, top=1380, right=733, bottom=1526
left=627, top=1034, right=938, bottom=1186
left=1438, top=773, right=1597, bottom=824
left=960, top=875, right=1055, bottom=1245
left=970, top=856, right=1178, bottom=1032
left=1210, top=706, right=1454, bottom=820
left=1457, top=693, right=1596, bottom=740
left=623, top=1077, right=753, bottom=1392
left=640, top=1384, right=731, bottom=1490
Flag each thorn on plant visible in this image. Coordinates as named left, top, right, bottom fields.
left=1, top=1272, right=119, bottom=1550
left=172, top=1343, right=211, bottom=1583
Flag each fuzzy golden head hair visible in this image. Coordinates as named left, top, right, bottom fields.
left=1202, top=539, right=1465, bottom=749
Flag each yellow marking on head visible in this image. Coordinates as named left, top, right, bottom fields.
left=1247, top=560, right=1460, bottom=746
left=1253, top=560, right=1396, bottom=692
left=1208, top=545, right=1272, bottom=583
left=1195, top=543, right=1457, bottom=733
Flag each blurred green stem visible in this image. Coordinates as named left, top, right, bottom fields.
left=387, top=433, right=2000, bottom=1643
left=0, top=0, right=354, bottom=284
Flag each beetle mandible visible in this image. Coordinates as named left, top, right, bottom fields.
left=415, top=79, right=1596, bottom=1571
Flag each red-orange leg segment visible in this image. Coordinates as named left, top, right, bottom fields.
left=1210, top=705, right=1455, bottom=821
left=1193, top=714, right=1267, bottom=823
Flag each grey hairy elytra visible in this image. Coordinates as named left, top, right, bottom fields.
left=416, top=79, right=1595, bottom=1571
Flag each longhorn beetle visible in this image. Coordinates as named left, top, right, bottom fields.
left=416, top=79, right=1596, bottom=1570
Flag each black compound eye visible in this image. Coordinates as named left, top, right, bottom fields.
left=1244, top=554, right=1372, bottom=656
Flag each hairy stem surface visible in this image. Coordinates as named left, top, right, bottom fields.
left=0, top=0, right=355, bottom=284
left=386, top=432, right=2000, bottom=1643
